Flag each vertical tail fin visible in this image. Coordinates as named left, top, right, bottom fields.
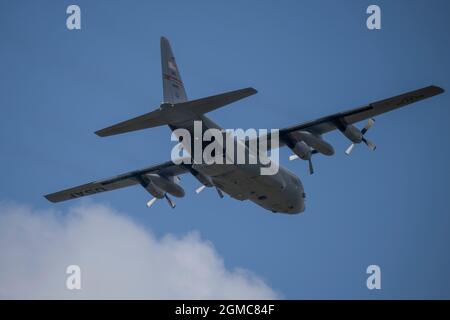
left=160, top=37, right=188, bottom=104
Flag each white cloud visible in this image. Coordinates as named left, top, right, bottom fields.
left=0, top=202, right=278, bottom=299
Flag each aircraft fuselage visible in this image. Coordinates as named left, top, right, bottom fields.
left=170, top=115, right=306, bottom=214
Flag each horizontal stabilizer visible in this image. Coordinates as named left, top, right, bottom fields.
left=95, top=87, right=257, bottom=137
left=176, top=87, right=257, bottom=114
left=95, top=108, right=172, bottom=137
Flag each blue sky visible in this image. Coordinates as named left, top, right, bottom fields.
left=1, top=0, right=450, bottom=298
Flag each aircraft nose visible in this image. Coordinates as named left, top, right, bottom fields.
left=293, top=198, right=305, bottom=213
left=287, top=193, right=305, bottom=214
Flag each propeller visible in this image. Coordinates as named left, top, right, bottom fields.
left=146, top=193, right=176, bottom=209
left=288, top=150, right=318, bottom=175
left=195, top=185, right=206, bottom=194
left=307, top=158, right=314, bottom=175
left=195, top=184, right=224, bottom=198
left=146, top=197, right=158, bottom=208
left=345, top=118, right=376, bottom=155
left=164, top=193, right=176, bottom=208
left=216, top=187, right=224, bottom=198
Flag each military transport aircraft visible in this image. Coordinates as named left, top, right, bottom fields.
left=45, top=37, right=444, bottom=214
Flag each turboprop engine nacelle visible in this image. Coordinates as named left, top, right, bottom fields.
left=288, top=131, right=335, bottom=156
left=141, top=176, right=165, bottom=199
left=292, top=141, right=312, bottom=160
left=342, top=125, right=363, bottom=143
left=340, top=119, right=376, bottom=155
left=286, top=132, right=332, bottom=175
left=141, top=174, right=185, bottom=198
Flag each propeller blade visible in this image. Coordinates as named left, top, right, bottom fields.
left=146, top=197, right=157, bottom=208
left=345, top=143, right=355, bottom=155
left=308, top=158, right=314, bottom=175
left=164, top=194, right=176, bottom=209
left=362, top=137, right=377, bottom=151
left=216, top=187, right=224, bottom=199
left=195, top=185, right=206, bottom=194
left=361, top=118, right=375, bottom=134
left=289, top=154, right=299, bottom=161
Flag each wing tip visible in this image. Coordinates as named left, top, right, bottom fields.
left=431, top=85, right=445, bottom=95
left=248, top=87, right=257, bottom=94
left=94, top=129, right=108, bottom=137
left=44, top=194, right=59, bottom=203
left=241, top=87, right=257, bottom=96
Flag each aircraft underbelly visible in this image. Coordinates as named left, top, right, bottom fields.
left=194, top=163, right=256, bottom=200
left=195, top=163, right=304, bottom=214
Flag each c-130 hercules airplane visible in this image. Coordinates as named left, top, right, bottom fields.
left=45, top=37, right=444, bottom=214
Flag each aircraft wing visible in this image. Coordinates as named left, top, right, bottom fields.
left=279, top=85, right=444, bottom=136
left=44, top=158, right=190, bottom=203
left=248, top=85, right=444, bottom=148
